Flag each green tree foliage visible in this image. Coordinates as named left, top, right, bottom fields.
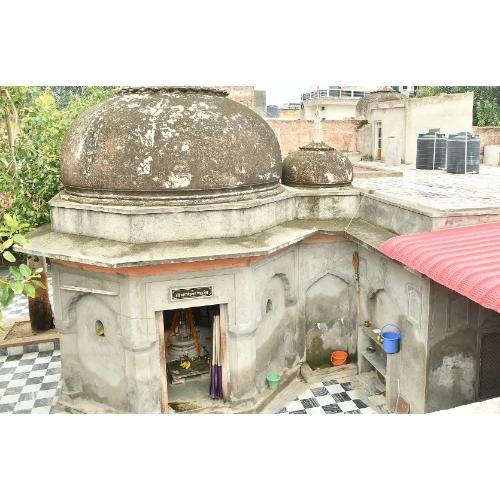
left=0, top=211, right=44, bottom=330
left=416, top=86, right=500, bottom=127
left=0, top=86, right=113, bottom=228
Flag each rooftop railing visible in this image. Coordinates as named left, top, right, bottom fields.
left=301, top=87, right=416, bottom=102
left=301, top=88, right=370, bottom=101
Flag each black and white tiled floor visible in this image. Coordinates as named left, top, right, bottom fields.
left=277, top=378, right=376, bottom=414
left=0, top=348, right=61, bottom=414
left=0, top=269, right=60, bottom=414
left=0, top=348, right=375, bottom=415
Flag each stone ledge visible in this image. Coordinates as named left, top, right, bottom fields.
left=18, top=219, right=350, bottom=268
left=18, top=217, right=399, bottom=269
left=50, top=185, right=360, bottom=214
left=344, top=218, right=396, bottom=251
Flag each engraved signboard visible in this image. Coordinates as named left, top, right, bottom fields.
left=170, top=285, right=214, bottom=301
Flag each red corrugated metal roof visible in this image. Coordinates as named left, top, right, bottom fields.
left=379, top=222, right=500, bottom=313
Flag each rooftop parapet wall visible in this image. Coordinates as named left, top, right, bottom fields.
left=48, top=187, right=360, bottom=244
left=473, top=126, right=500, bottom=154
left=265, top=119, right=363, bottom=156
left=353, top=165, right=500, bottom=233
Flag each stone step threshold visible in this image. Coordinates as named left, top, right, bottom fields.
left=0, top=320, right=59, bottom=356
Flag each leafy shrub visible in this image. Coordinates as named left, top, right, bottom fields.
left=0, top=212, right=44, bottom=329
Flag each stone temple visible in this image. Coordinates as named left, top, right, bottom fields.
left=20, top=86, right=500, bottom=413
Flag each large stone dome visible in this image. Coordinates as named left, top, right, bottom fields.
left=282, top=141, right=353, bottom=187
left=60, top=87, right=283, bottom=205
left=355, top=87, right=408, bottom=119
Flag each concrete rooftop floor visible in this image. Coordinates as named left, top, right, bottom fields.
left=353, top=163, right=500, bottom=212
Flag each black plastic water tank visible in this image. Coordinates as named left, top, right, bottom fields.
left=416, top=130, right=447, bottom=170
left=446, top=132, right=480, bottom=174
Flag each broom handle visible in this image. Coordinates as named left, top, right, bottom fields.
left=352, top=251, right=360, bottom=292
left=352, top=251, right=359, bottom=274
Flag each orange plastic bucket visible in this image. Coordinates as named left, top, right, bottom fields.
left=331, top=350, right=348, bottom=366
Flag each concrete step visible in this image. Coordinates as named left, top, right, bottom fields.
left=301, top=362, right=357, bottom=384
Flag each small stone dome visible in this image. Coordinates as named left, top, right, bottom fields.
left=355, top=87, right=408, bottom=119
left=60, top=87, right=283, bottom=205
left=282, top=141, right=353, bottom=187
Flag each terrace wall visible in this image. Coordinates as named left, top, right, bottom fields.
left=474, top=126, right=500, bottom=154
left=266, top=119, right=363, bottom=156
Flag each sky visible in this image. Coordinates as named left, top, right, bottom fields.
left=261, top=84, right=304, bottom=106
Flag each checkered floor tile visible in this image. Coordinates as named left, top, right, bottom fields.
left=0, top=348, right=61, bottom=414
left=277, top=378, right=376, bottom=414
left=1, top=270, right=53, bottom=321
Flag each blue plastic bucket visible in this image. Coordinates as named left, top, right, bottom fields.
left=381, top=324, right=401, bottom=354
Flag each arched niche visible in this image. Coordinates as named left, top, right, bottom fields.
left=305, top=273, right=356, bottom=369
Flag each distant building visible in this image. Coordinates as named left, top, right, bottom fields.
left=301, top=86, right=377, bottom=120
left=264, top=103, right=301, bottom=120
left=301, top=86, right=418, bottom=120
left=266, top=105, right=280, bottom=118
left=278, top=103, right=301, bottom=120
left=356, top=88, right=473, bottom=163
left=391, top=85, right=418, bottom=97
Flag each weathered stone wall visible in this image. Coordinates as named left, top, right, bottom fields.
left=358, top=239, right=500, bottom=414
left=53, top=263, right=163, bottom=413
left=266, top=119, right=363, bottom=155
left=53, top=235, right=361, bottom=412
left=298, top=238, right=357, bottom=369
left=426, top=283, right=500, bottom=412
left=358, top=246, right=431, bottom=414
left=473, top=126, right=500, bottom=154
left=252, top=250, right=299, bottom=391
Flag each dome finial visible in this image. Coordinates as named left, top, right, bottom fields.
left=313, top=85, right=324, bottom=143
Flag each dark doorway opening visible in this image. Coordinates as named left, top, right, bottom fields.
left=479, top=331, right=500, bottom=400
left=161, top=304, right=227, bottom=412
left=375, top=121, right=382, bottom=160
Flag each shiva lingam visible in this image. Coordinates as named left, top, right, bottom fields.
left=167, top=309, right=200, bottom=363
left=166, top=309, right=210, bottom=383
